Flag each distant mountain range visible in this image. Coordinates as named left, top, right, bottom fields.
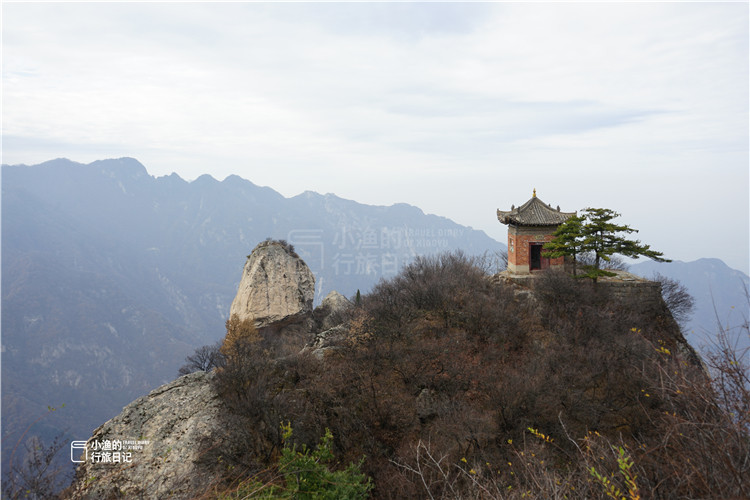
left=1, top=158, right=505, bottom=482
left=2, top=157, right=747, bottom=488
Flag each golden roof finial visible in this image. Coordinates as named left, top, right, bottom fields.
left=533, top=188, right=537, bottom=198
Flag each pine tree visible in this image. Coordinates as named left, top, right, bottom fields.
left=543, top=213, right=585, bottom=276
left=545, top=207, right=670, bottom=283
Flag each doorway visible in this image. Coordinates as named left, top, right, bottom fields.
left=530, top=243, right=548, bottom=271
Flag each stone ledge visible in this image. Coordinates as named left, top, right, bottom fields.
left=495, top=269, right=654, bottom=285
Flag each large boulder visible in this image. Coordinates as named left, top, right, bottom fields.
left=229, top=240, right=315, bottom=328
left=65, top=243, right=319, bottom=498
left=65, top=371, right=243, bottom=499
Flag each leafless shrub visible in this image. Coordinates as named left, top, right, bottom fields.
left=577, top=251, right=629, bottom=271
left=3, top=434, right=68, bottom=500
left=178, top=342, right=224, bottom=375
left=260, top=237, right=298, bottom=258
left=652, top=272, right=695, bottom=328
left=474, top=249, right=508, bottom=275
left=364, top=250, right=518, bottom=343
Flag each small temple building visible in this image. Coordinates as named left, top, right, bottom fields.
left=497, top=189, right=576, bottom=274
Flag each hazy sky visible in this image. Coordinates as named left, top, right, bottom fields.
left=3, top=2, right=748, bottom=273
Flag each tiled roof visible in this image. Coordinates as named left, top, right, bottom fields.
left=497, top=194, right=576, bottom=227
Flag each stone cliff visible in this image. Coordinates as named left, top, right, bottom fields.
left=65, top=371, right=231, bottom=499
left=229, top=240, right=315, bottom=328
left=65, top=241, right=345, bottom=499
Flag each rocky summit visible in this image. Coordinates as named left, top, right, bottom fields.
left=65, top=240, right=347, bottom=499
left=65, top=371, right=227, bottom=499
left=229, top=240, right=315, bottom=329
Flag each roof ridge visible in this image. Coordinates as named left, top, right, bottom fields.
left=497, top=194, right=575, bottom=227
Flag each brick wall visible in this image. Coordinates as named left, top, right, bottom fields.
left=507, top=225, right=564, bottom=274
left=597, top=279, right=663, bottom=312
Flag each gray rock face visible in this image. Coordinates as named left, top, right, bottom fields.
left=318, top=290, right=353, bottom=330
left=321, top=290, right=351, bottom=310
left=65, top=371, right=233, bottom=499
left=229, top=240, right=315, bottom=328
left=307, top=325, right=349, bottom=360
left=303, top=290, right=354, bottom=359
left=65, top=243, right=319, bottom=498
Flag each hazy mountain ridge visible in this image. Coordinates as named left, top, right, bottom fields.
left=1, top=157, right=505, bottom=484
left=4, top=157, right=747, bottom=494
left=629, top=258, right=749, bottom=350
left=2, top=182, right=202, bottom=486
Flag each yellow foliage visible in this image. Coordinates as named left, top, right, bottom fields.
left=221, top=314, right=259, bottom=361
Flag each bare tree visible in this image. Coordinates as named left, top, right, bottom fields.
left=3, top=434, right=67, bottom=500
left=178, top=342, right=224, bottom=375
left=576, top=251, right=629, bottom=272
left=652, top=272, right=695, bottom=328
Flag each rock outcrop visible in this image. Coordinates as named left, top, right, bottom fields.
left=65, top=371, right=238, bottom=499
left=317, top=290, right=353, bottom=330
left=65, top=241, right=329, bottom=499
left=229, top=240, right=315, bottom=328
left=303, top=291, right=354, bottom=359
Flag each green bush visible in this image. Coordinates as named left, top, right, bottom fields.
left=221, top=424, right=372, bottom=499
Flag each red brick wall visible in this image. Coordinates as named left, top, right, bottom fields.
left=507, top=226, right=564, bottom=273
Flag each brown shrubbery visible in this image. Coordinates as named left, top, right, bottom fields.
left=209, top=251, right=749, bottom=499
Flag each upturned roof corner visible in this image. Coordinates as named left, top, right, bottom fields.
left=497, top=191, right=576, bottom=227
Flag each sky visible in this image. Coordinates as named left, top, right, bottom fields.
left=2, top=2, right=748, bottom=274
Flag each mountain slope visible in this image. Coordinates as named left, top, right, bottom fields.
left=65, top=248, right=740, bottom=500
left=1, top=157, right=505, bottom=483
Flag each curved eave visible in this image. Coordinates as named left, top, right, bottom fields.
left=504, top=220, right=567, bottom=227
left=497, top=208, right=576, bottom=226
